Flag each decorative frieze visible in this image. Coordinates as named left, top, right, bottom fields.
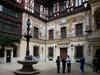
left=57, top=43, right=70, bottom=48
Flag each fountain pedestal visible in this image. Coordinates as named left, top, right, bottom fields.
left=14, top=60, right=40, bottom=75
left=14, top=18, right=40, bottom=75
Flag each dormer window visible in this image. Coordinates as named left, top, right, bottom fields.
left=0, top=5, right=3, bottom=12
left=49, top=5, right=53, bottom=16
left=60, top=0, right=66, bottom=12
left=75, top=0, right=82, bottom=7
left=35, top=1, right=39, bottom=13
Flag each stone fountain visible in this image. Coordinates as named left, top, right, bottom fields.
left=14, top=18, right=40, bottom=75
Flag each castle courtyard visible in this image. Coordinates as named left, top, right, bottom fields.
left=0, top=62, right=98, bottom=75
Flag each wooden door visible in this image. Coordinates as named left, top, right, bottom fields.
left=60, top=48, right=67, bottom=61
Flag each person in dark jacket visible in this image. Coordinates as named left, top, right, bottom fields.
left=96, top=55, right=100, bottom=73
left=80, top=55, right=85, bottom=74
left=56, top=56, right=60, bottom=73
left=92, top=55, right=97, bottom=72
left=62, top=57, right=66, bottom=73
left=30, top=55, right=32, bottom=60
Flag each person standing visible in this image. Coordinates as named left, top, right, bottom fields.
left=66, top=55, right=71, bottom=73
left=96, top=55, right=100, bottom=73
left=80, top=55, right=85, bottom=74
left=56, top=56, right=60, bottom=73
left=33, top=56, right=35, bottom=61
left=30, top=55, right=32, bottom=60
left=92, top=55, right=97, bottom=72
left=62, top=57, right=66, bottom=73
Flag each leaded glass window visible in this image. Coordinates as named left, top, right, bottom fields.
left=34, top=27, right=38, bottom=38
left=7, top=25, right=10, bottom=32
left=49, top=30, right=53, bottom=40
left=33, top=46, right=39, bottom=57
left=0, top=22, right=2, bottom=31
left=35, top=1, right=39, bottom=13
left=0, top=5, right=3, bottom=12
left=3, top=24, right=6, bottom=32
left=75, top=0, right=82, bottom=7
left=61, top=27, right=66, bottom=38
left=76, top=24, right=83, bottom=36
left=15, top=12, right=18, bottom=18
left=60, top=1, right=66, bottom=12
left=48, top=47, right=53, bottom=57
left=15, top=27, right=18, bottom=34
left=75, top=47, right=83, bottom=58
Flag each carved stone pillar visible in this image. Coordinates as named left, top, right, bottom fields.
left=92, top=15, right=95, bottom=31
left=91, top=45, right=94, bottom=56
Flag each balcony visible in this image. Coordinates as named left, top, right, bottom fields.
left=87, top=30, right=100, bottom=39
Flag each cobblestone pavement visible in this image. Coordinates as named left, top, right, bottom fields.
left=0, top=62, right=99, bottom=75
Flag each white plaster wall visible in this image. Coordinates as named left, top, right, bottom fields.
left=19, top=40, right=46, bottom=61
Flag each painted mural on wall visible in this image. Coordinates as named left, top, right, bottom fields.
left=47, top=11, right=91, bottom=39
left=59, top=15, right=84, bottom=25
left=23, top=13, right=45, bottom=40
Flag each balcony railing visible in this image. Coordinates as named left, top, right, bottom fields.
left=87, top=30, right=100, bottom=39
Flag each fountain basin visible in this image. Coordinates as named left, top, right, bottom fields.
left=17, top=60, right=38, bottom=65
left=14, top=60, right=40, bottom=75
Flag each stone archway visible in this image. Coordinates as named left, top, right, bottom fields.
left=96, top=49, right=100, bottom=57
left=95, top=7, right=100, bottom=20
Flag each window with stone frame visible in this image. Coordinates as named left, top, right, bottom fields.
left=49, top=30, right=53, bottom=40
left=75, top=0, right=82, bottom=7
left=0, top=47, right=4, bottom=57
left=75, top=46, right=83, bottom=58
left=48, top=47, right=53, bottom=57
left=35, top=1, right=39, bottom=13
left=33, top=46, right=39, bottom=57
left=76, top=23, right=83, bottom=36
left=61, top=27, right=66, bottom=38
left=97, top=19, right=100, bottom=29
left=13, top=49, right=17, bottom=57
left=34, top=27, right=38, bottom=38
left=60, top=0, right=66, bottom=12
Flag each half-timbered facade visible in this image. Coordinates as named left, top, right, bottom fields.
left=0, top=0, right=23, bottom=63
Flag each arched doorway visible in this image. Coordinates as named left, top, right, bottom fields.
left=96, top=49, right=100, bottom=57
left=95, top=7, right=100, bottom=29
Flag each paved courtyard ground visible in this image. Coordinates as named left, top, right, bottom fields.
left=0, top=61, right=99, bottom=75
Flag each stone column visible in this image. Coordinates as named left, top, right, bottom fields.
left=91, top=45, right=94, bottom=56
left=92, top=15, right=95, bottom=31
